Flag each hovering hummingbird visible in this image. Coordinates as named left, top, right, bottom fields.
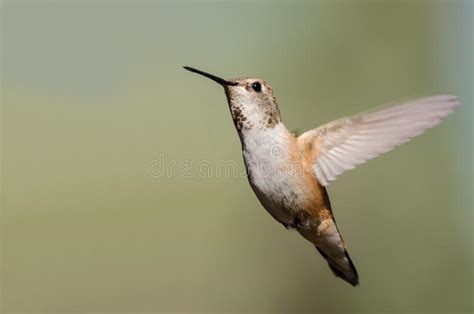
left=183, top=66, right=459, bottom=286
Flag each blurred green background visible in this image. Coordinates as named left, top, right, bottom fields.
left=1, top=1, right=472, bottom=313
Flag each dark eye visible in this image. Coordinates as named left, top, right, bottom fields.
left=251, top=82, right=262, bottom=93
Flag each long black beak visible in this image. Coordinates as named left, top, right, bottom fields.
left=183, top=66, right=238, bottom=86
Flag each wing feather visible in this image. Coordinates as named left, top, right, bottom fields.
left=299, top=95, right=459, bottom=186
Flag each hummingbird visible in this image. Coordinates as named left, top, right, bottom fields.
left=183, top=66, right=459, bottom=286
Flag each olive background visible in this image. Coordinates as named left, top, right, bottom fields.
left=1, top=1, right=472, bottom=313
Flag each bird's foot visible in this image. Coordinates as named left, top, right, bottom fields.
left=282, top=222, right=294, bottom=230
left=284, top=212, right=311, bottom=230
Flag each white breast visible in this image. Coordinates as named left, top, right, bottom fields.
left=241, top=123, right=303, bottom=223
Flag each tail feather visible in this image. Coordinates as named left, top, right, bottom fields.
left=316, top=246, right=359, bottom=286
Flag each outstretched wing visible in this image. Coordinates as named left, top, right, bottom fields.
left=298, top=95, right=460, bottom=186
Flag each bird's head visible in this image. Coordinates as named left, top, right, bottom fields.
left=184, top=66, right=281, bottom=133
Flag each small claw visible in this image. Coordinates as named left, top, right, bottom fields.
left=285, top=212, right=311, bottom=230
